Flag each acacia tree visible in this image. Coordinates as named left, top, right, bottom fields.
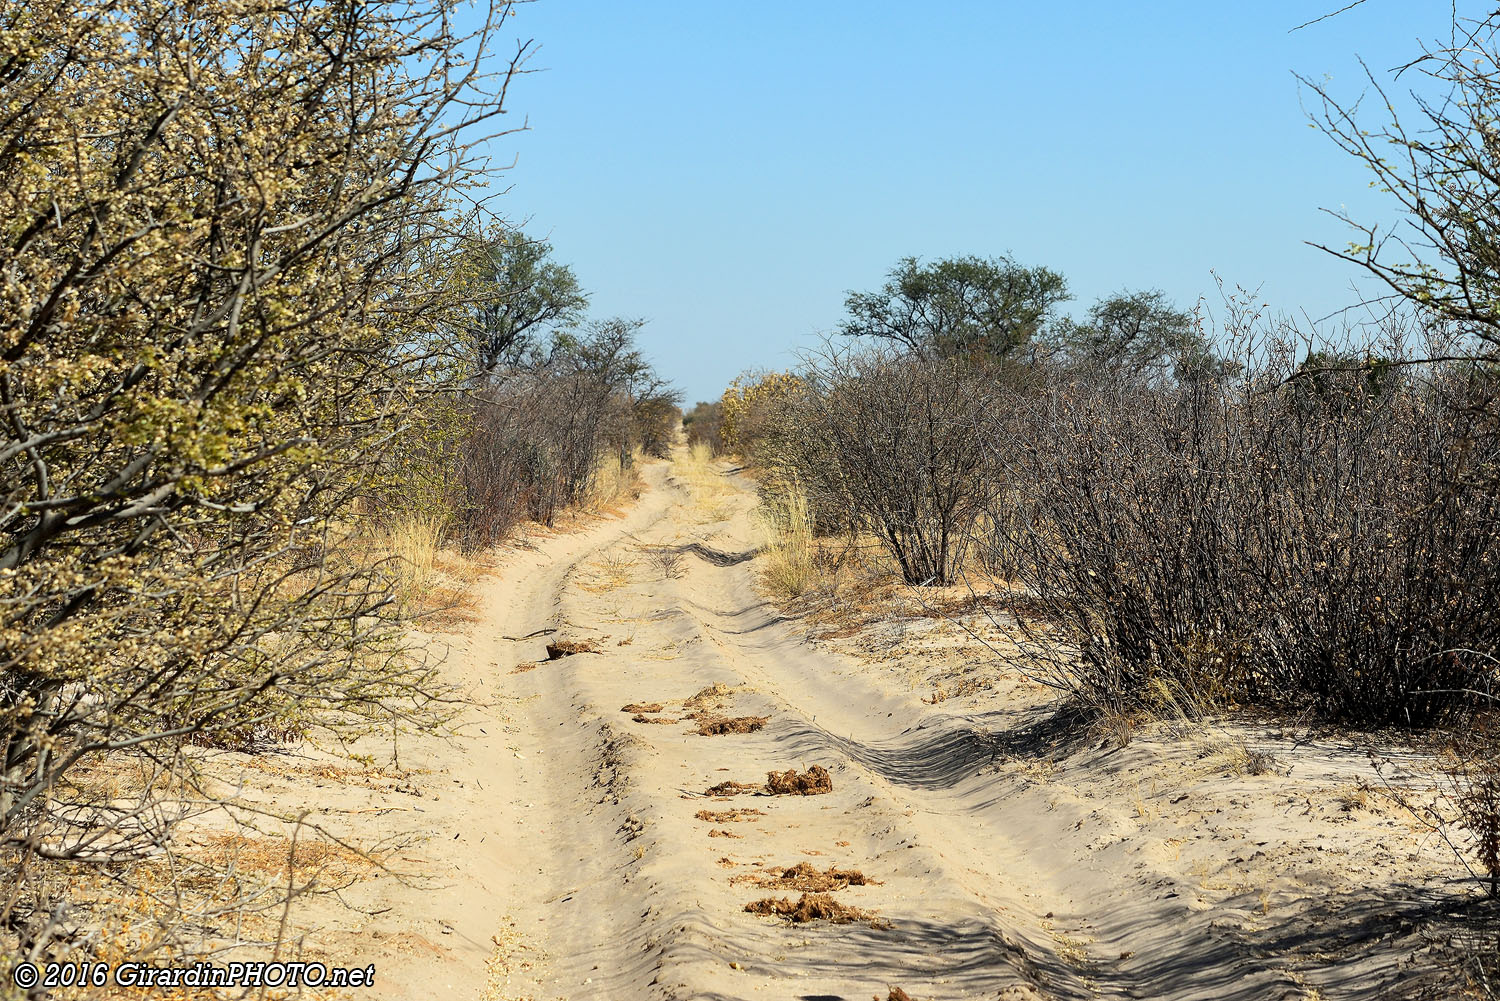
left=839, top=255, right=1069, bottom=362
left=1047, top=290, right=1239, bottom=387
left=0, top=0, right=526, bottom=964
left=466, top=229, right=589, bottom=378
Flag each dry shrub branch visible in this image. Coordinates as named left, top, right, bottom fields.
left=987, top=305, right=1500, bottom=727
left=0, top=0, right=529, bottom=971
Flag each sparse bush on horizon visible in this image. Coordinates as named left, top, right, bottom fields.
left=684, top=400, right=727, bottom=455
left=443, top=319, right=679, bottom=549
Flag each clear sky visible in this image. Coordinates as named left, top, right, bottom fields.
left=477, top=1, right=1457, bottom=403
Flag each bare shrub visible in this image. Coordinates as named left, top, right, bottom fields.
left=988, top=307, right=1500, bottom=726
left=447, top=320, right=679, bottom=547
left=777, top=348, right=996, bottom=586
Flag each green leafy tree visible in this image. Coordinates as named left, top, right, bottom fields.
left=839, top=255, right=1069, bottom=361
left=1050, top=289, right=1238, bottom=385
left=468, top=230, right=588, bottom=377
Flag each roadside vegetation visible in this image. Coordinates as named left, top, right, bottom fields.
left=726, top=32, right=1500, bottom=732
left=711, top=11, right=1500, bottom=989
left=10, top=0, right=1500, bottom=994
left=0, top=0, right=675, bottom=984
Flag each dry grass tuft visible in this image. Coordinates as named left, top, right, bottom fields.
left=372, top=511, right=490, bottom=629
left=577, top=552, right=638, bottom=592
left=677, top=441, right=738, bottom=521
left=765, top=765, right=833, bottom=795
left=583, top=448, right=645, bottom=514
left=757, top=478, right=816, bottom=600
left=382, top=511, right=445, bottom=600
left=639, top=543, right=687, bottom=579
left=190, top=832, right=379, bottom=884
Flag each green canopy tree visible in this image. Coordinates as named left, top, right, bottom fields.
left=1049, top=289, right=1239, bottom=386
left=839, top=255, right=1069, bottom=362
left=467, top=230, right=588, bottom=377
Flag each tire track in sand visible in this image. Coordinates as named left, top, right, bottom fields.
left=489, top=453, right=1408, bottom=1001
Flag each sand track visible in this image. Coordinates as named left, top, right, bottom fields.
left=371, top=453, right=1457, bottom=1001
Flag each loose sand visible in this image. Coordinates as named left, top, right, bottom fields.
left=206, top=451, right=1476, bottom=1000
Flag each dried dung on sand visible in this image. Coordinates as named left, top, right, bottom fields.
left=745, top=892, right=877, bottom=925
left=546, top=639, right=599, bottom=659
left=694, top=714, right=769, bottom=736
left=705, top=780, right=762, bottom=797
left=765, top=765, right=833, bottom=795
left=633, top=714, right=680, bottom=724
left=683, top=682, right=735, bottom=711
left=734, top=861, right=876, bottom=892
left=620, top=702, right=663, bottom=713
left=695, top=808, right=764, bottom=823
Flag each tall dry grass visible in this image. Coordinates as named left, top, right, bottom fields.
left=584, top=448, right=644, bottom=512
left=676, top=440, right=737, bottom=522
left=381, top=510, right=447, bottom=604
left=757, top=477, right=816, bottom=600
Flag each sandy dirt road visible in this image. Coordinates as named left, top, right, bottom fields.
left=360, top=453, right=1456, bottom=1001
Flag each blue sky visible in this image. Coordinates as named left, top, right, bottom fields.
left=478, top=1, right=1455, bottom=403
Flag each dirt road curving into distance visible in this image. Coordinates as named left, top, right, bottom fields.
left=361, top=451, right=1455, bottom=1001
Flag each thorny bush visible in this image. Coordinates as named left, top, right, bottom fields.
left=0, top=0, right=527, bottom=970
left=744, top=348, right=995, bottom=587
left=988, top=318, right=1500, bottom=726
